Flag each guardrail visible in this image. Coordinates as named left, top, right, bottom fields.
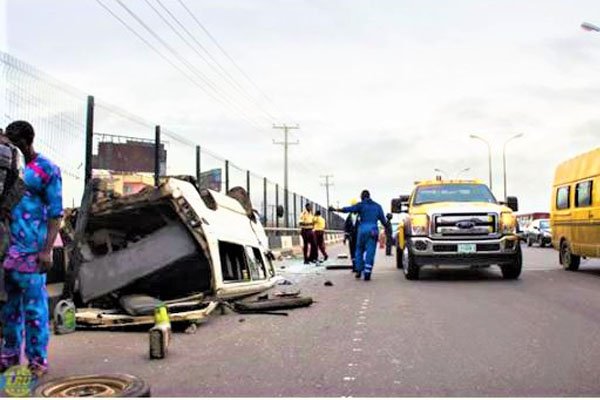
left=264, top=227, right=345, bottom=253
left=264, top=227, right=345, bottom=235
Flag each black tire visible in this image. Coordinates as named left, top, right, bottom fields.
left=33, top=374, right=151, bottom=397
left=395, top=245, right=403, bottom=269
left=234, top=296, right=313, bottom=312
left=500, top=245, right=522, bottom=280
left=527, top=236, right=532, bottom=247
left=402, top=246, right=420, bottom=280
left=540, top=241, right=546, bottom=248
left=560, top=240, right=580, bottom=271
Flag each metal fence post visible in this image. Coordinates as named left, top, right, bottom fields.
left=225, top=160, right=229, bottom=192
left=283, top=189, right=289, bottom=228
left=154, top=125, right=160, bottom=187
left=293, top=192, right=297, bottom=228
left=263, top=177, right=267, bottom=226
left=84, top=95, right=94, bottom=185
left=195, top=145, right=201, bottom=185
left=275, top=183, right=279, bottom=228
left=246, top=170, right=250, bottom=196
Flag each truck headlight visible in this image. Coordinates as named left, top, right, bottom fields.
left=499, top=212, right=516, bottom=234
left=410, top=214, right=429, bottom=236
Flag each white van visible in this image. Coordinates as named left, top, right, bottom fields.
left=60, top=177, right=279, bottom=327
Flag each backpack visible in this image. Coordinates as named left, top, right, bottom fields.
left=0, top=140, right=24, bottom=260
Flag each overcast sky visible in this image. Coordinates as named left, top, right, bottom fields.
left=2, top=0, right=600, bottom=214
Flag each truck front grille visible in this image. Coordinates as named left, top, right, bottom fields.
left=433, top=213, right=497, bottom=238
left=432, top=243, right=501, bottom=253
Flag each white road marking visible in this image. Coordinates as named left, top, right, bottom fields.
left=352, top=348, right=363, bottom=352
left=343, top=376, right=356, bottom=382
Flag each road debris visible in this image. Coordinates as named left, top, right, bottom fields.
left=324, top=280, right=334, bottom=287
left=326, top=264, right=353, bottom=270
left=233, top=296, right=313, bottom=312
left=149, top=305, right=171, bottom=360
left=273, top=289, right=301, bottom=298
left=184, top=323, right=198, bottom=334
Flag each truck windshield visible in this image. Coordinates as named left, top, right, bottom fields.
left=539, top=220, right=550, bottom=229
left=413, top=184, right=496, bottom=205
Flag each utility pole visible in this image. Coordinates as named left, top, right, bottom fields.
left=320, top=174, right=334, bottom=226
left=273, top=124, right=299, bottom=228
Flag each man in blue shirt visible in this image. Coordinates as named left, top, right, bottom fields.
left=2, top=121, right=63, bottom=378
left=331, top=190, right=388, bottom=281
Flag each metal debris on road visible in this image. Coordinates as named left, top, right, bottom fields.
left=273, top=289, right=301, bottom=298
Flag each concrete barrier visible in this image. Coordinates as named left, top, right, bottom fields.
left=266, top=229, right=345, bottom=259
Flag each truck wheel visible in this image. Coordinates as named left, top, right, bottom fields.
left=33, top=374, right=151, bottom=397
left=527, top=236, right=532, bottom=247
left=402, top=246, right=420, bottom=280
left=560, top=240, right=580, bottom=271
left=395, top=246, right=403, bottom=269
left=500, top=245, right=522, bottom=279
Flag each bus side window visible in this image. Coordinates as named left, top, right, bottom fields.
left=575, top=181, right=592, bottom=208
left=556, top=186, right=570, bottom=210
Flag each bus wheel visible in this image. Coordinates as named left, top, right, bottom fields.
left=561, top=240, right=580, bottom=271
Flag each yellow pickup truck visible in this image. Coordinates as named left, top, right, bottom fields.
left=391, top=179, right=521, bottom=280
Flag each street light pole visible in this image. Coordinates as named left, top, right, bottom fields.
left=502, top=133, right=524, bottom=202
left=469, top=134, right=493, bottom=191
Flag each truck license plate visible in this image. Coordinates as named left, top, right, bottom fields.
left=458, top=244, right=476, bottom=254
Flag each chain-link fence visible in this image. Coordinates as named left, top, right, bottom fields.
left=1, top=52, right=345, bottom=230
left=1, top=52, right=87, bottom=208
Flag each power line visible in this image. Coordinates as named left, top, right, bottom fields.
left=140, top=0, right=273, bottom=126
left=113, top=0, right=266, bottom=129
left=320, top=174, right=334, bottom=225
left=273, top=124, right=299, bottom=227
left=176, top=0, right=295, bottom=123
left=153, top=0, right=280, bottom=124
left=97, top=0, right=265, bottom=131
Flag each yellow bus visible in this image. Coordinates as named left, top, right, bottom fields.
left=551, top=147, right=600, bottom=270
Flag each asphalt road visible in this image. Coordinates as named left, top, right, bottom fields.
left=46, top=244, right=600, bottom=397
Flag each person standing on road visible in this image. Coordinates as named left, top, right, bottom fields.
left=299, top=203, right=318, bottom=264
left=331, top=190, right=388, bottom=281
left=385, top=213, right=394, bottom=256
left=343, top=199, right=360, bottom=272
left=1, top=121, right=63, bottom=377
left=313, top=210, right=328, bottom=261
